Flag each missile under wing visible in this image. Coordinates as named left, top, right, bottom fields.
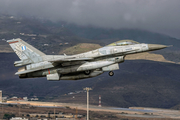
left=7, top=38, right=168, bottom=80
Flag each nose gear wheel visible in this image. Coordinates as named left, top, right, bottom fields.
left=109, top=71, right=114, bottom=76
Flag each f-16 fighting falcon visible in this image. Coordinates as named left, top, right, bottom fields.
left=7, top=38, right=168, bottom=80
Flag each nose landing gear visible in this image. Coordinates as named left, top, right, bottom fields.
left=109, top=71, right=114, bottom=76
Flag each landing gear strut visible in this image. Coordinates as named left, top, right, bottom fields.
left=84, top=70, right=91, bottom=75
left=109, top=71, right=114, bottom=76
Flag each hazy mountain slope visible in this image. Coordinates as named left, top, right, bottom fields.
left=0, top=15, right=97, bottom=55
left=1, top=15, right=180, bottom=62
left=66, top=25, right=180, bottom=46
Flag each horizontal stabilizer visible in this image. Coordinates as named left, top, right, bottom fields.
left=15, top=69, right=39, bottom=75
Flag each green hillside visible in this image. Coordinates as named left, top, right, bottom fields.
left=59, top=43, right=101, bottom=55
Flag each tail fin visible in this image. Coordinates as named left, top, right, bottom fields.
left=7, top=38, right=45, bottom=64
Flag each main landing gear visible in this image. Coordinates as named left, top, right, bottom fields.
left=109, top=71, right=114, bottom=76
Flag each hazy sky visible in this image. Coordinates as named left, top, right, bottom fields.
left=0, top=0, right=180, bottom=38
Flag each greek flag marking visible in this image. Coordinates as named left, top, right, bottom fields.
left=22, top=46, right=26, bottom=51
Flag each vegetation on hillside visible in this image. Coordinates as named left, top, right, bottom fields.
left=59, top=43, right=101, bottom=55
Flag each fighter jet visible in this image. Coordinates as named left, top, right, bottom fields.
left=7, top=38, right=167, bottom=80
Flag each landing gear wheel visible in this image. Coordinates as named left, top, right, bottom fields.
left=109, top=71, right=114, bottom=76
left=84, top=70, right=91, bottom=75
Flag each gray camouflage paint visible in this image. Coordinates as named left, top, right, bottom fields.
left=7, top=38, right=168, bottom=80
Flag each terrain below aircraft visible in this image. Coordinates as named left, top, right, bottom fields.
left=7, top=38, right=168, bottom=80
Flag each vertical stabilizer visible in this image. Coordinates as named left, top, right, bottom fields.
left=7, top=38, right=46, bottom=63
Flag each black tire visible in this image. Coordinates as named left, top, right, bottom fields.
left=109, top=71, right=114, bottom=76
left=84, top=70, right=91, bottom=75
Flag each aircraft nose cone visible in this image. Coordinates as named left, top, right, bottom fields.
left=148, top=44, right=168, bottom=51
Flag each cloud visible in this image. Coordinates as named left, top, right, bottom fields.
left=0, top=0, right=180, bottom=38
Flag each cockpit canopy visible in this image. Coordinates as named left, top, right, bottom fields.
left=107, top=40, right=139, bottom=46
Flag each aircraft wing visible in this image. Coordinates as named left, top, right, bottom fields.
left=49, top=57, right=94, bottom=63
left=15, top=58, right=94, bottom=75
left=15, top=66, right=55, bottom=75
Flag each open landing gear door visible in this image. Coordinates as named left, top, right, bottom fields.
left=102, top=63, right=119, bottom=76
left=102, top=63, right=119, bottom=71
